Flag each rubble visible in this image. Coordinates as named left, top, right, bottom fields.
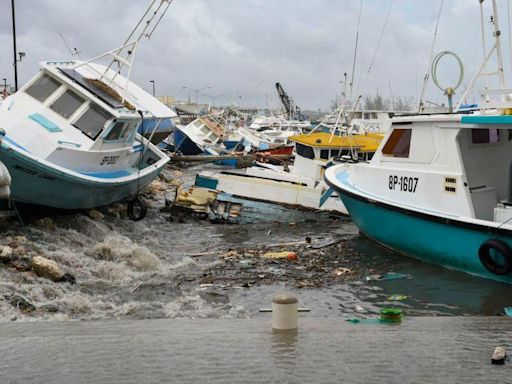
left=31, top=256, right=75, bottom=283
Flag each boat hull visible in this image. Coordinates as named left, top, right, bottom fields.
left=330, top=181, right=512, bottom=284
left=0, top=146, right=163, bottom=210
left=173, top=128, right=203, bottom=155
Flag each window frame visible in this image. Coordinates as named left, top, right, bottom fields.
left=25, top=73, right=61, bottom=103
left=49, top=88, right=85, bottom=119
left=72, top=104, right=113, bottom=141
left=382, top=128, right=412, bottom=158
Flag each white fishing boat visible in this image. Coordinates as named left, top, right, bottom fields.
left=0, top=0, right=174, bottom=210
left=325, top=0, right=512, bottom=284
left=173, top=114, right=227, bottom=155
left=196, top=131, right=383, bottom=214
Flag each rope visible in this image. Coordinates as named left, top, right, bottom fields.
left=349, top=0, right=363, bottom=104
left=417, top=0, right=444, bottom=113
left=354, top=0, right=394, bottom=110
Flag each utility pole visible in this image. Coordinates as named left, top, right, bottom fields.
left=11, top=0, right=18, bottom=91
left=149, top=80, right=155, bottom=96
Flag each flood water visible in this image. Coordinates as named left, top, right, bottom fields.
left=0, top=164, right=510, bottom=322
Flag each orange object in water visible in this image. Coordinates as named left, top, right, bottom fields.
left=287, top=252, right=298, bottom=261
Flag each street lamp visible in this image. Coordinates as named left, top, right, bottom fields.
left=204, top=94, right=225, bottom=108
left=182, top=86, right=211, bottom=105
left=149, top=80, right=155, bottom=97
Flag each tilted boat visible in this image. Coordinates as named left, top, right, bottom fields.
left=196, top=131, right=383, bottom=214
left=325, top=0, right=512, bottom=284
left=173, top=114, right=227, bottom=155
left=0, top=1, right=174, bottom=209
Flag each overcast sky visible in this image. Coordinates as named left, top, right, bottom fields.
left=0, top=0, right=510, bottom=110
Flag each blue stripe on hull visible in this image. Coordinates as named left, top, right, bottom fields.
left=338, top=191, right=512, bottom=284
left=0, top=146, right=162, bottom=209
left=173, top=129, right=203, bottom=155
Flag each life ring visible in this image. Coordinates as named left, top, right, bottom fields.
left=478, top=239, right=512, bottom=275
left=127, top=197, right=147, bottom=221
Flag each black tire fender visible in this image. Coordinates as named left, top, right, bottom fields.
left=127, top=197, right=147, bottom=221
left=478, top=239, right=512, bottom=276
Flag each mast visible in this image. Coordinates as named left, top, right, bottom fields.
left=73, top=0, right=173, bottom=100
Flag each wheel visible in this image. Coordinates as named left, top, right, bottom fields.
left=127, top=197, right=147, bottom=221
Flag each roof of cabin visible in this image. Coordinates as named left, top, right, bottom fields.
left=43, top=61, right=177, bottom=119
left=290, top=132, right=384, bottom=152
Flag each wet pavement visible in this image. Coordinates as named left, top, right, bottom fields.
left=0, top=164, right=510, bottom=322
left=0, top=316, right=510, bottom=383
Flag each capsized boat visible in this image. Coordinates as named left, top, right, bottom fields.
left=324, top=0, right=512, bottom=284
left=196, top=131, right=383, bottom=214
left=173, top=115, right=227, bottom=155
left=0, top=1, right=174, bottom=209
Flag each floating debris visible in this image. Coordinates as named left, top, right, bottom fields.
left=387, top=294, right=408, bottom=301
left=492, top=346, right=507, bottom=365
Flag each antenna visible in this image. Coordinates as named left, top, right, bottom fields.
left=59, top=33, right=81, bottom=58
left=73, top=0, right=173, bottom=100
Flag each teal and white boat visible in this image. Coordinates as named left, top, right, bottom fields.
left=325, top=0, right=512, bottom=284
left=0, top=1, right=174, bottom=209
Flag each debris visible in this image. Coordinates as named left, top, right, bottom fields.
left=129, top=281, right=142, bottom=293
left=380, top=308, right=403, bottom=323
left=261, top=251, right=297, bottom=260
left=504, top=307, right=512, bottom=317
left=87, top=210, right=104, bottom=220
left=333, top=268, right=352, bottom=276
left=266, top=230, right=271, bottom=236
left=259, top=308, right=310, bottom=313
left=305, top=237, right=312, bottom=244
left=239, top=259, right=253, bottom=269
left=387, top=294, right=408, bottom=301
left=31, top=256, right=67, bottom=282
left=354, top=305, right=365, bottom=313
left=366, top=273, right=410, bottom=282
left=310, top=236, right=342, bottom=249
left=492, top=346, right=507, bottom=365
left=6, top=294, right=35, bottom=312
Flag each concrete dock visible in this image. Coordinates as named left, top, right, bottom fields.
left=0, top=317, right=510, bottom=383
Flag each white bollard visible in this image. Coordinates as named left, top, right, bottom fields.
left=272, top=294, right=298, bottom=330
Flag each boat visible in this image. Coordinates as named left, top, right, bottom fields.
left=196, top=131, right=383, bottom=214
left=325, top=0, right=512, bottom=284
left=173, top=115, right=227, bottom=155
left=0, top=1, right=173, bottom=209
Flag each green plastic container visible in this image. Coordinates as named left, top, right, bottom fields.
left=380, top=308, right=402, bottom=323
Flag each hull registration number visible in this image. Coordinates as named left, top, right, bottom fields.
left=388, top=175, right=418, bottom=193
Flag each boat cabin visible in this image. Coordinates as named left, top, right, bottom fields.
left=2, top=60, right=173, bottom=173
left=366, top=114, right=512, bottom=223
left=290, top=132, right=383, bottom=180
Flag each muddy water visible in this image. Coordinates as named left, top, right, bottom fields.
left=0, top=164, right=510, bottom=322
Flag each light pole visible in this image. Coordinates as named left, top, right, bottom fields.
left=205, top=94, right=225, bottom=108
left=149, top=80, right=155, bottom=97
left=182, top=86, right=211, bottom=105
left=2, top=79, right=7, bottom=92
left=11, top=0, right=18, bottom=91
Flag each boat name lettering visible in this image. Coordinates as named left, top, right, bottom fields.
left=388, top=175, right=418, bottom=193
left=13, top=165, right=55, bottom=180
left=100, top=156, right=120, bottom=166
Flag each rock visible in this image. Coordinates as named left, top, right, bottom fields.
left=148, top=180, right=165, bottom=193
left=35, top=217, right=57, bottom=230
left=0, top=245, right=13, bottom=262
left=31, top=256, right=64, bottom=282
left=87, top=210, right=104, bottom=220
left=14, top=236, right=27, bottom=244
left=8, top=259, right=32, bottom=271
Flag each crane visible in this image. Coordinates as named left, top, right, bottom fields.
left=275, top=82, right=303, bottom=120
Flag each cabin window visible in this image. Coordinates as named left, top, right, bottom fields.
left=331, top=149, right=341, bottom=157
left=471, top=128, right=500, bottom=144
left=296, top=143, right=314, bottom=159
left=73, top=104, right=112, bottom=140
left=200, top=126, right=210, bottom=136
left=104, top=121, right=131, bottom=141
left=50, top=90, right=85, bottom=119
left=382, top=128, right=411, bottom=158
left=26, top=74, right=61, bottom=102
left=320, top=149, right=329, bottom=159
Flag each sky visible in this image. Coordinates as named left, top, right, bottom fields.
left=0, top=0, right=510, bottom=111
